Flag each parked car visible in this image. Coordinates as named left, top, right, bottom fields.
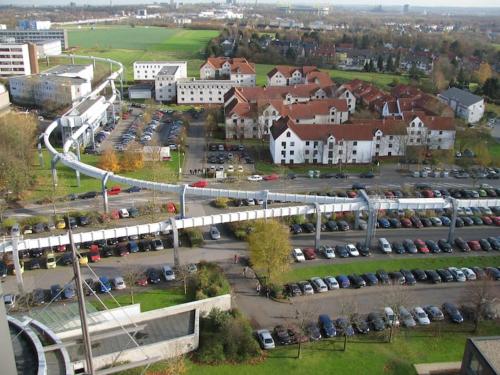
left=323, top=276, right=339, bottom=290
left=319, top=245, right=335, bottom=259
left=162, top=265, right=176, bottom=281
left=285, top=283, right=302, bottom=297
left=335, top=317, right=355, bottom=336
left=356, top=242, right=371, bottom=256
left=346, top=243, right=359, bottom=257
left=337, top=275, right=350, bottom=288
left=384, top=307, right=400, bottom=327
left=448, top=267, right=466, bottom=282
left=111, top=277, right=126, bottom=290
left=351, top=314, right=370, bottom=334
left=376, top=269, right=390, bottom=284
left=423, top=305, right=444, bottom=321
left=303, top=248, right=316, bottom=260
left=442, top=303, right=464, bottom=323
left=257, top=329, right=275, bottom=349
left=273, top=325, right=293, bottom=345
left=209, top=226, right=221, bottom=240
left=437, top=239, right=453, bottom=253
left=292, top=248, right=306, bottom=262
left=298, top=281, right=314, bottom=295
left=306, top=322, right=322, bottom=341
left=412, top=307, right=431, bottom=325
left=318, top=314, right=336, bottom=338
left=454, top=237, right=471, bottom=252
left=367, top=312, right=386, bottom=331
left=310, top=277, right=328, bottom=293
left=50, top=284, right=63, bottom=301
left=378, top=238, right=392, bottom=253
left=399, top=306, right=416, bottom=327
left=335, top=245, right=350, bottom=258
left=436, top=269, right=454, bottom=282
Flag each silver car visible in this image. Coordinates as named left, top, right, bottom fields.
left=399, top=306, right=416, bottom=327
left=209, top=226, right=221, bottom=240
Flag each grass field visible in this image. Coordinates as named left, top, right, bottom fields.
left=92, top=287, right=189, bottom=313
left=117, top=320, right=500, bottom=375
left=30, top=149, right=184, bottom=201
left=283, top=255, right=500, bottom=283
left=66, top=26, right=218, bottom=81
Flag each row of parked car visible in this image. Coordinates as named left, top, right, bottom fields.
left=257, top=299, right=493, bottom=349
left=284, top=265, right=500, bottom=298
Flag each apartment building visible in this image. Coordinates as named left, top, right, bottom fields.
left=155, top=65, right=185, bottom=102
left=177, top=78, right=236, bottom=104
left=0, top=29, right=68, bottom=50
left=133, top=61, right=187, bottom=81
left=200, top=57, right=256, bottom=86
left=438, top=87, right=484, bottom=124
left=0, top=42, right=38, bottom=77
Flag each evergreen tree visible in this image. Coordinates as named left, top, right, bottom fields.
left=377, top=55, right=384, bottom=72
left=368, top=59, right=375, bottom=72
left=364, top=61, right=370, bottom=72
left=394, top=51, right=401, bottom=71
left=386, top=54, right=394, bottom=72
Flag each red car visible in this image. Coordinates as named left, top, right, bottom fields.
left=482, top=216, right=493, bottom=225
left=166, top=202, right=177, bottom=213
left=107, top=186, right=121, bottom=196
left=302, top=248, right=316, bottom=260
left=110, top=210, right=120, bottom=220
left=414, top=239, right=429, bottom=253
left=190, top=180, right=208, bottom=188
left=55, top=245, right=66, bottom=253
left=263, top=173, right=279, bottom=181
left=347, top=191, right=358, bottom=198
left=384, top=191, right=395, bottom=198
left=135, top=276, right=148, bottom=287
left=493, top=217, right=500, bottom=226
left=467, top=240, right=481, bottom=251
left=401, top=218, right=412, bottom=228
left=421, top=190, right=434, bottom=198
left=88, top=245, right=101, bottom=262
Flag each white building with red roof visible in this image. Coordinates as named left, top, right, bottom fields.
left=266, top=65, right=333, bottom=87
left=200, top=57, right=256, bottom=87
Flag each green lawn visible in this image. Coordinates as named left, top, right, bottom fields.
left=66, top=26, right=218, bottom=81
left=92, top=287, right=190, bottom=313
left=283, top=255, right=500, bottom=283
left=30, top=149, right=184, bottom=201
left=117, top=321, right=500, bottom=375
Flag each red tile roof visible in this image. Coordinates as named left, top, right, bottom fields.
left=266, top=65, right=319, bottom=79
left=269, top=98, right=348, bottom=120
left=202, top=57, right=255, bottom=74
left=402, top=111, right=455, bottom=131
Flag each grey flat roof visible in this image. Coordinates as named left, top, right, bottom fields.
left=65, top=310, right=195, bottom=361
left=471, top=336, right=500, bottom=372
left=158, top=65, right=179, bottom=76
left=129, top=83, right=154, bottom=91
left=439, top=87, right=483, bottom=106
left=72, top=97, right=101, bottom=115
left=44, top=64, right=90, bottom=75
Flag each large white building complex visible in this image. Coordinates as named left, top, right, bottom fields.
left=0, top=42, right=38, bottom=77
left=0, top=28, right=68, bottom=50
left=9, top=64, right=93, bottom=108
left=177, top=78, right=236, bottom=104
left=438, top=87, right=485, bottom=124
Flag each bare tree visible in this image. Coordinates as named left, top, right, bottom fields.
left=175, top=264, right=193, bottom=295
left=337, top=298, right=359, bottom=351
left=122, top=263, right=144, bottom=305
left=290, top=300, right=316, bottom=359
left=461, top=278, right=500, bottom=333
left=383, top=283, right=410, bottom=343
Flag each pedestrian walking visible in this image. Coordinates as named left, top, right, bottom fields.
left=243, top=266, right=248, bottom=278
left=233, top=254, right=238, bottom=264
left=256, top=282, right=261, bottom=294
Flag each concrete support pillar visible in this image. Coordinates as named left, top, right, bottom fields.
left=90, top=127, right=96, bottom=150
left=314, top=203, right=322, bottom=250
left=37, top=142, right=44, bottom=167
left=0, top=282, right=18, bottom=375
left=120, top=74, right=124, bottom=98
left=51, top=156, right=59, bottom=187
left=179, top=184, right=187, bottom=218
left=93, top=57, right=96, bottom=68
left=71, top=55, right=75, bottom=64
left=170, top=217, right=180, bottom=268
left=447, top=198, right=458, bottom=244
left=365, top=209, right=377, bottom=248
left=354, top=210, right=361, bottom=230
left=11, top=235, right=24, bottom=295
left=263, top=190, right=269, bottom=210
left=102, top=173, right=111, bottom=214
left=74, top=140, right=81, bottom=187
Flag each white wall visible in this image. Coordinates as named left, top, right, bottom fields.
left=177, top=79, right=235, bottom=104
left=0, top=43, right=31, bottom=76
left=134, top=61, right=187, bottom=81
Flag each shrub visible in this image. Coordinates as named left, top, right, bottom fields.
left=213, top=197, right=229, bottom=209
left=195, top=308, right=261, bottom=364
left=268, top=283, right=285, bottom=299
left=1, top=217, right=17, bottom=229
left=184, top=228, right=204, bottom=247
left=188, top=262, right=230, bottom=301
left=22, top=216, right=48, bottom=226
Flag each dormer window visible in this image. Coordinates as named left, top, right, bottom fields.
left=286, top=131, right=291, bottom=138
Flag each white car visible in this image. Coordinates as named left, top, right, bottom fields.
left=319, top=245, right=335, bottom=259
left=227, top=165, right=234, bottom=173
left=237, top=165, right=244, bottom=173
left=247, top=175, right=263, bottom=182
left=346, top=243, right=359, bottom=257
left=257, top=329, right=275, bottom=350
left=412, top=307, right=431, bottom=325
left=162, top=265, right=176, bottom=281
left=3, top=294, right=16, bottom=309
left=399, top=306, right=416, bottom=327
left=384, top=307, right=400, bottom=327
left=378, top=238, right=392, bottom=253
left=292, top=248, right=306, bottom=262
left=463, top=207, right=473, bottom=216
left=461, top=267, right=476, bottom=281
left=481, top=207, right=493, bottom=215
left=448, top=267, right=466, bottom=282
left=310, top=277, right=328, bottom=293
left=323, top=276, right=339, bottom=290
left=209, top=226, right=221, bottom=240
left=119, top=208, right=130, bottom=218
left=112, top=277, right=126, bottom=290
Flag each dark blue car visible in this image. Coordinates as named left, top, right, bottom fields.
left=318, top=314, right=336, bottom=338
left=98, top=277, right=112, bottom=293
left=378, top=218, right=391, bottom=228
left=128, top=241, right=139, bottom=253
left=337, top=275, right=350, bottom=288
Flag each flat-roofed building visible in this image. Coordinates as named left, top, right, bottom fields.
left=0, top=29, right=68, bottom=50
left=43, top=64, right=94, bottom=83
left=35, top=39, right=61, bottom=57
left=155, top=65, right=184, bottom=102
left=0, top=42, right=38, bottom=77
left=177, top=78, right=236, bottom=104
left=133, top=61, right=187, bottom=81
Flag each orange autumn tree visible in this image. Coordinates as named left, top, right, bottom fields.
left=98, top=148, right=120, bottom=172
left=119, top=148, right=144, bottom=172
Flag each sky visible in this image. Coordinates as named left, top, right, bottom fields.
left=4, top=0, right=500, bottom=7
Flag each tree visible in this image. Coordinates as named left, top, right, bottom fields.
left=247, top=219, right=291, bottom=285
left=394, top=51, right=401, bottom=71
left=432, top=67, right=448, bottom=92
left=377, top=55, right=384, bottom=72
left=482, top=77, right=499, bottom=100
left=122, top=264, right=144, bottom=305
left=119, top=148, right=144, bottom=172
left=0, top=113, right=38, bottom=199
left=98, top=148, right=120, bottom=172
left=368, top=59, right=375, bottom=72
left=475, top=63, right=492, bottom=85
left=456, top=67, right=469, bottom=89
left=386, top=54, right=394, bottom=72
left=383, top=284, right=410, bottom=342
left=409, top=63, right=422, bottom=81
left=475, top=142, right=492, bottom=169
left=461, top=278, right=499, bottom=333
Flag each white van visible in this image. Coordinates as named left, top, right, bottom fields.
left=162, top=265, right=176, bottom=281
left=378, top=238, right=392, bottom=253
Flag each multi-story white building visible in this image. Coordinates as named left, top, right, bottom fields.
left=438, top=87, right=484, bottom=124
left=266, top=65, right=333, bottom=87
left=133, top=61, right=187, bottom=81
left=177, top=78, right=236, bottom=104
left=155, top=65, right=185, bottom=102
left=60, top=96, right=108, bottom=147
left=0, top=42, right=38, bottom=77
left=402, top=111, right=455, bottom=150
left=43, top=64, right=94, bottom=83
left=35, top=40, right=61, bottom=58
left=200, top=57, right=256, bottom=87
left=9, top=74, right=91, bottom=108
left=0, top=29, right=68, bottom=50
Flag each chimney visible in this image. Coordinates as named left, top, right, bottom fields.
left=27, top=43, right=39, bottom=74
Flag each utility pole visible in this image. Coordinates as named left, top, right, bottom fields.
left=69, top=227, right=94, bottom=374
left=11, top=231, right=24, bottom=295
